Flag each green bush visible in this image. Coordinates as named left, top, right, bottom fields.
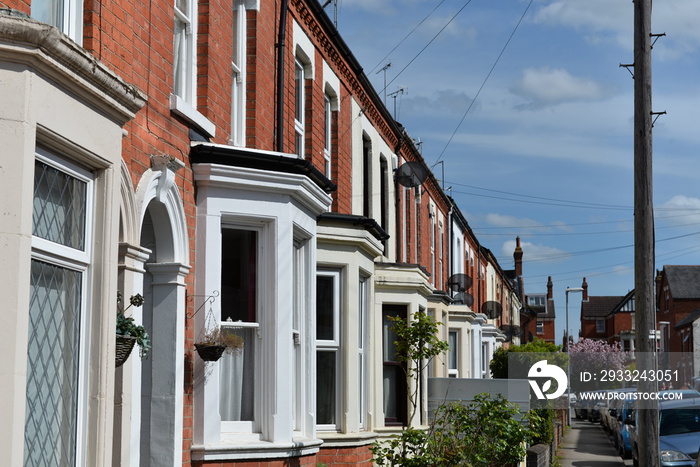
left=372, top=393, right=537, bottom=467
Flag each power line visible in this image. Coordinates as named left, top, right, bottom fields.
left=447, top=180, right=631, bottom=209
left=473, top=212, right=700, bottom=230
left=475, top=220, right=700, bottom=237
left=433, top=0, right=534, bottom=166
left=368, top=1, right=446, bottom=75
left=381, top=0, right=474, bottom=95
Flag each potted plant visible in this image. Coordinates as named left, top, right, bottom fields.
left=116, top=292, right=151, bottom=367
left=195, top=326, right=244, bottom=362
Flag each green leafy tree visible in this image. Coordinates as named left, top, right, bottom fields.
left=372, top=313, right=537, bottom=466
left=388, top=310, right=449, bottom=424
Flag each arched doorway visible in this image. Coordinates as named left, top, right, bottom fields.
left=116, top=157, right=189, bottom=466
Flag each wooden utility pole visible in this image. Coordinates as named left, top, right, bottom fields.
left=634, top=0, right=659, bottom=465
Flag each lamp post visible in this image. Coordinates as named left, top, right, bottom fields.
left=566, top=287, right=584, bottom=426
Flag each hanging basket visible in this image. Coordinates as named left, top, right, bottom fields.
left=115, top=334, right=137, bottom=367
left=195, top=343, right=226, bottom=362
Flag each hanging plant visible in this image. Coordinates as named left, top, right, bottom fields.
left=195, top=326, right=244, bottom=362
left=116, top=292, right=151, bottom=366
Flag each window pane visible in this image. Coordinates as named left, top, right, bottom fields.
left=33, top=160, right=87, bottom=250
left=382, top=365, right=401, bottom=419
left=295, top=62, right=303, bottom=123
left=316, top=275, right=334, bottom=341
left=173, top=19, right=187, bottom=98
left=316, top=351, right=336, bottom=425
left=24, top=260, right=82, bottom=467
left=176, top=0, right=187, bottom=16
left=32, top=0, right=64, bottom=29
left=219, top=327, right=255, bottom=421
left=221, top=229, right=257, bottom=322
left=448, top=331, right=458, bottom=370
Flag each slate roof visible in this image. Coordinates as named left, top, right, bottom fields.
left=665, top=266, right=700, bottom=299
left=581, top=296, right=625, bottom=319
left=524, top=298, right=556, bottom=318
left=675, top=308, right=700, bottom=329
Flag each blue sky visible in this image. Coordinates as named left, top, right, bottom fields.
left=331, top=0, right=700, bottom=344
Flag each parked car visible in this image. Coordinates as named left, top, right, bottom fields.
left=630, top=397, right=700, bottom=467
left=605, top=397, right=623, bottom=434
left=615, top=398, right=636, bottom=459
left=602, top=388, right=636, bottom=434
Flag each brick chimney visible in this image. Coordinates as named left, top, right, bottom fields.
left=582, top=277, right=588, bottom=301
left=514, top=237, right=523, bottom=277
left=547, top=276, right=553, bottom=299
left=514, top=237, right=524, bottom=300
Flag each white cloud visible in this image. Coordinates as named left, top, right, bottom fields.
left=485, top=213, right=544, bottom=229
left=401, top=90, right=476, bottom=117
left=511, top=67, right=615, bottom=108
left=501, top=239, right=569, bottom=262
left=611, top=265, right=632, bottom=276
left=533, top=0, right=700, bottom=57
left=658, top=195, right=700, bottom=225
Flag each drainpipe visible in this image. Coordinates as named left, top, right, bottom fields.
left=276, top=0, right=289, bottom=152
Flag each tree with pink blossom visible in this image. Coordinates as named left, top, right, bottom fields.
left=569, top=338, right=631, bottom=391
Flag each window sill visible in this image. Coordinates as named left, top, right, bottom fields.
left=317, top=431, right=378, bottom=448
left=191, top=436, right=322, bottom=461
left=169, top=94, right=216, bottom=138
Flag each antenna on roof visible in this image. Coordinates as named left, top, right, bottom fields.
left=321, top=0, right=338, bottom=28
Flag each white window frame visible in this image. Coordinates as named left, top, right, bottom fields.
left=448, top=330, right=459, bottom=378
left=316, top=269, right=341, bottom=431
left=536, top=321, right=544, bottom=335
left=170, top=0, right=217, bottom=136
left=429, top=204, right=435, bottom=286
left=174, top=0, right=195, bottom=103
left=358, top=275, right=368, bottom=429
left=596, top=318, right=606, bottom=334
left=230, top=0, right=246, bottom=147
left=438, top=219, right=444, bottom=290
left=323, top=93, right=332, bottom=177
left=31, top=0, right=84, bottom=44
left=28, top=149, right=94, bottom=467
left=294, top=58, right=305, bottom=158
left=219, top=224, right=263, bottom=435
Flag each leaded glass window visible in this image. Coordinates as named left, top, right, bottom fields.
left=25, top=153, right=90, bottom=467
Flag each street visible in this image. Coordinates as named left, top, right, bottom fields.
left=559, top=419, right=633, bottom=467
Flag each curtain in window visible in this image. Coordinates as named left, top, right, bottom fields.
left=173, top=21, right=186, bottom=98
left=316, top=351, right=336, bottom=425
left=24, top=260, right=82, bottom=467
left=219, top=328, right=254, bottom=421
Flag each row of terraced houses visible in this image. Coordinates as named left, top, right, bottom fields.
left=0, top=0, right=548, bottom=465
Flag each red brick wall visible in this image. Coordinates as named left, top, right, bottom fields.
left=192, top=444, right=373, bottom=467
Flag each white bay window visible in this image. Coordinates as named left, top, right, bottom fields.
left=316, top=270, right=340, bottom=430
left=25, top=151, right=93, bottom=467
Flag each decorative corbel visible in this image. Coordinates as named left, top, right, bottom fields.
left=150, top=154, right=185, bottom=203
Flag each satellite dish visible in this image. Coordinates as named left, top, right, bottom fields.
left=499, top=324, right=513, bottom=343
left=453, top=292, right=474, bottom=307
left=447, top=273, right=472, bottom=293
left=511, top=325, right=521, bottom=336
left=481, top=301, right=502, bottom=320
left=395, top=161, right=428, bottom=187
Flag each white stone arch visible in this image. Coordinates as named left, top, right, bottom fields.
left=134, top=155, right=189, bottom=265
left=131, top=155, right=190, bottom=467
left=119, top=160, right=139, bottom=245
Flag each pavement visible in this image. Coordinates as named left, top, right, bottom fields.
left=558, top=418, right=632, bottom=467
